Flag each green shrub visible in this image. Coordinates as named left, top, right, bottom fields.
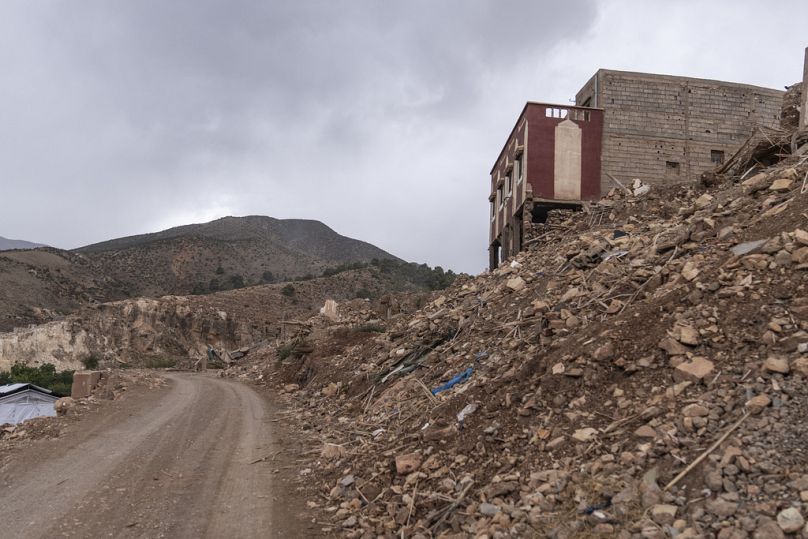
left=229, top=274, right=245, bottom=289
left=80, top=355, right=100, bottom=369
left=281, top=284, right=295, bottom=297
left=277, top=344, right=293, bottom=360
left=355, top=287, right=373, bottom=299
left=0, top=362, right=74, bottom=397
left=262, top=271, right=275, bottom=282
left=191, top=282, right=207, bottom=295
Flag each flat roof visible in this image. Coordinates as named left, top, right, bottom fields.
left=593, top=68, right=784, bottom=95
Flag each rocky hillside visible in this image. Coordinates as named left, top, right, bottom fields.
left=223, top=149, right=808, bottom=537
left=0, top=267, right=432, bottom=372
left=75, top=216, right=400, bottom=296
left=0, top=236, right=45, bottom=250
left=0, top=247, right=130, bottom=332
left=0, top=217, right=432, bottom=332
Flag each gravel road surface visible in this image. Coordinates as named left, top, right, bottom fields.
left=0, top=373, right=300, bottom=538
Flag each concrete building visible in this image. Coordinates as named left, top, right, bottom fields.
left=575, top=69, right=783, bottom=192
left=488, top=102, right=604, bottom=270
left=489, top=69, right=784, bottom=269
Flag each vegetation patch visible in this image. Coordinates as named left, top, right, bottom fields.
left=0, top=362, right=74, bottom=396
left=80, top=354, right=101, bottom=370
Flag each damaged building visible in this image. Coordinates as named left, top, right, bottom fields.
left=489, top=69, right=785, bottom=269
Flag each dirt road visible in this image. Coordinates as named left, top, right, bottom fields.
left=0, top=373, right=307, bottom=538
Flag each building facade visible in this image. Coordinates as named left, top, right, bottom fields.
left=489, top=102, right=603, bottom=270
left=489, top=70, right=785, bottom=269
left=575, top=70, right=783, bottom=192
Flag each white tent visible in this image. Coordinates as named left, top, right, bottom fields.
left=0, top=383, right=59, bottom=425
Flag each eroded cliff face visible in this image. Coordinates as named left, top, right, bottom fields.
left=0, top=296, right=247, bottom=371
left=0, top=269, right=409, bottom=371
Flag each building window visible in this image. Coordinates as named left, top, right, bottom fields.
left=491, top=201, right=495, bottom=220
left=545, top=107, right=568, bottom=119
left=506, top=173, right=512, bottom=195
left=497, top=187, right=503, bottom=208
left=710, top=150, right=725, bottom=164
left=665, top=161, right=680, bottom=176
left=515, top=154, right=523, bottom=183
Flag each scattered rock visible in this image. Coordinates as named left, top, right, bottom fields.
left=572, top=428, right=598, bottom=442
left=674, top=357, right=715, bottom=383
left=506, top=277, right=526, bottom=292
left=776, top=507, right=804, bottom=533
left=395, top=453, right=422, bottom=475
left=764, top=356, right=790, bottom=375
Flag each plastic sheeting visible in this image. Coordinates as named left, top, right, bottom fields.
left=0, top=386, right=58, bottom=425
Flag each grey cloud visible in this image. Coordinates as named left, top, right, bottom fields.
left=0, top=1, right=633, bottom=273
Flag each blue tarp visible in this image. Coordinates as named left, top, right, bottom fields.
left=431, top=367, right=473, bottom=395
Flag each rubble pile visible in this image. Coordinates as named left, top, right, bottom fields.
left=229, top=153, right=808, bottom=537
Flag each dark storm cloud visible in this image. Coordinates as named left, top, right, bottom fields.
left=0, top=0, right=599, bottom=272
left=3, top=1, right=804, bottom=273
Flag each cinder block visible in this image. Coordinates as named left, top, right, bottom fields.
left=71, top=370, right=102, bottom=399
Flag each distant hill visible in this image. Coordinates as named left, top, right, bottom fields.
left=75, top=216, right=401, bottom=297
left=0, top=236, right=45, bottom=251
left=0, top=216, right=454, bottom=333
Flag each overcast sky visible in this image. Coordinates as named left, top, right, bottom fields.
left=1, top=1, right=806, bottom=273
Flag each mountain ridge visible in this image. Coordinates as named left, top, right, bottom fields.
left=0, top=235, right=46, bottom=251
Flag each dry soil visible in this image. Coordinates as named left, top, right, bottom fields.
left=0, top=373, right=312, bottom=538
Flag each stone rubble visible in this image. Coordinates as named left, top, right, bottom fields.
left=226, top=151, right=808, bottom=537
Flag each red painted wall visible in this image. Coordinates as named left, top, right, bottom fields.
left=489, top=103, right=603, bottom=244
left=525, top=104, right=602, bottom=201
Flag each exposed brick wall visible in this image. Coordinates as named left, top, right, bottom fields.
left=575, top=70, right=783, bottom=191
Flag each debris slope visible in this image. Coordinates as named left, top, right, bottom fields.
left=230, top=153, right=808, bottom=537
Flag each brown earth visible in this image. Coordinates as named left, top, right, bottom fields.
left=0, top=372, right=318, bottom=539
left=221, top=152, right=808, bottom=537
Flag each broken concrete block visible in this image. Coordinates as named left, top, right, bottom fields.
left=763, top=356, right=790, bottom=374
left=395, top=453, right=422, bottom=475
left=730, top=239, right=767, bottom=256
left=792, top=358, right=808, bottom=377
left=71, top=370, right=101, bottom=399
left=768, top=178, right=794, bottom=192
left=673, top=357, right=715, bottom=383
left=741, top=172, right=770, bottom=194
left=674, top=324, right=700, bottom=346
left=694, top=194, right=714, bottom=210
left=745, top=394, right=771, bottom=414
left=572, top=427, right=597, bottom=442
left=506, top=276, right=526, bottom=292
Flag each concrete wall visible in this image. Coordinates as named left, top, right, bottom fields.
left=803, top=48, right=808, bottom=130
left=576, top=70, right=784, bottom=191
left=488, top=103, right=602, bottom=267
